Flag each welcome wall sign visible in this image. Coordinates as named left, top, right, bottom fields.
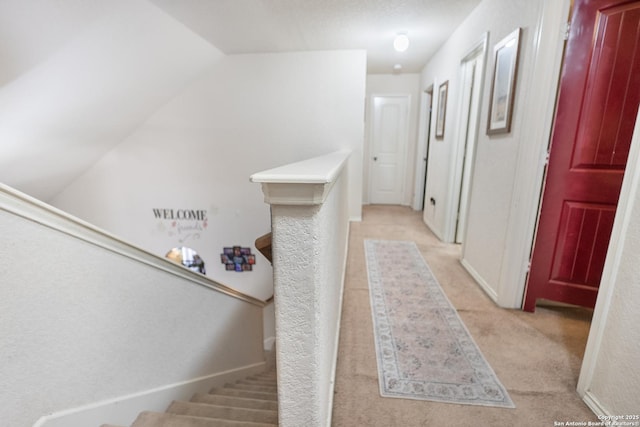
left=153, top=208, right=208, bottom=244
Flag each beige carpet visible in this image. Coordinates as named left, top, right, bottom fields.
left=332, top=205, right=597, bottom=426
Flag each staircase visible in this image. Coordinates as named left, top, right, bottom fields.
left=100, top=234, right=279, bottom=427
left=102, top=371, right=278, bottom=427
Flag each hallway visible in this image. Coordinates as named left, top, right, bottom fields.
left=332, top=205, right=596, bottom=426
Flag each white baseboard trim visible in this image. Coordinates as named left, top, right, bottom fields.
left=581, top=391, right=609, bottom=417
left=33, top=361, right=267, bottom=427
left=460, top=258, right=499, bottom=303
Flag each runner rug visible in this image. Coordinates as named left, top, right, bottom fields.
left=364, top=239, right=515, bottom=408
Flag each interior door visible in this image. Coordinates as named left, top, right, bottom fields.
left=370, top=95, right=409, bottom=205
left=524, top=0, right=640, bottom=311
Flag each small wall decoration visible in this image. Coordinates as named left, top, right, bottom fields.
left=153, top=208, right=208, bottom=244
left=221, top=246, right=256, bottom=272
left=435, top=80, right=449, bottom=139
left=487, top=28, right=521, bottom=135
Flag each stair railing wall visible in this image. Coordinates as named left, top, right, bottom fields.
left=251, top=150, right=352, bottom=427
left=0, top=184, right=268, bottom=427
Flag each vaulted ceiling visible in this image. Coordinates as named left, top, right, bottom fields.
left=0, top=0, right=481, bottom=201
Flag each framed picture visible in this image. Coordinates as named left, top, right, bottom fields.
left=435, top=80, right=449, bottom=139
left=487, top=28, right=521, bottom=135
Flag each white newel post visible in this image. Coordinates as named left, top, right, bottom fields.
left=250, top=150, right=351, bottom=427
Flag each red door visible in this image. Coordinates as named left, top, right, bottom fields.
left=524, top=0, right=640, bottom=312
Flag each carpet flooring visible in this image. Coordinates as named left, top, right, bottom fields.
left=332, top=205, right=597, bottom=426
left=365, top=239, right=514, bottom=408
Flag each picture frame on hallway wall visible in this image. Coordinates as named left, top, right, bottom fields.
left=435, top=80, right=448, bottom=139
left=487, top=27, right=521, bottom=135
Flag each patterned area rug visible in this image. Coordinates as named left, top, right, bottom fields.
left=365, top=240, right=515, bottom=408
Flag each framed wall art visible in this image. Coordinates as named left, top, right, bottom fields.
left=487, top=28, right=521, bottom=135
left=435, top=80, right=449, bottom=139
left=221, top=246, right=256, bottom=272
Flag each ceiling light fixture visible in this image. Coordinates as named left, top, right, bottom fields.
left=393, top=33, right=409, bottom=52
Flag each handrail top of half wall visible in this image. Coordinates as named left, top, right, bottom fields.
left=0, top=183, right=266, bottom=308
left=250, top=150, right=351, bottom=205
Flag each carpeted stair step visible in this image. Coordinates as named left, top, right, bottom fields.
left=223, top=383, right=277, bottom=393
left=249, top=372, right=276, bottom=380
left=166, top=401, right=278, bottom=424
left=101, top=371, right=278, bottom=426
left=190, top=393, right=278, bottom=412
left=207, top=387, right=278, bottom=401
left=131, top=411, right=277, bottom=427
left=238, top=379, right=277, bottom=387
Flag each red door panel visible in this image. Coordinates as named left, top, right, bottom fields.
left=524, top=0, right=640, bottom=312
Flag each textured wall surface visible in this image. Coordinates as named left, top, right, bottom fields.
left=270, top=171, right=349, bottom=427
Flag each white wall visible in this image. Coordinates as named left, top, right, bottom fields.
left=51, top=50, right=367, bottom=301
left=0, top=187, right=265, bottom=427
left=0, top=0, right=223, bottom=202
left=420, top=0, right=543, bottom=243
left=364, top=74, right=421, bottom=206
left=578, top=109, right=640, bottom=416
left=458, top=0, right=542, bottom=299
left=419, top=0, right=569, bottom=306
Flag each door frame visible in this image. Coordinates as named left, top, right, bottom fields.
left=367, top=94, right=411, bottom=205
left=413, top=88, right=433, bottom=211
left=450, top=34, right=488, bottom=244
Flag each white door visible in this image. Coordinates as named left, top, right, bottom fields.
left=369, top=95, right=410, bottom=204
left=455, top=50, right=484, bottom=243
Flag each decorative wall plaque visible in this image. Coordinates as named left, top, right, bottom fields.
left=153, top=208, right=208, bottom=244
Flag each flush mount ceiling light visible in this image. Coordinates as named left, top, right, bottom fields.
left=393, top=33, right=409, bottom=52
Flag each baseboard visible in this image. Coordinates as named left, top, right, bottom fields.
left=33, top=361, right=267, bottom=427
left=460, top=258, right=499, bottom=303
left=581, top=390, right=609, bottom=417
